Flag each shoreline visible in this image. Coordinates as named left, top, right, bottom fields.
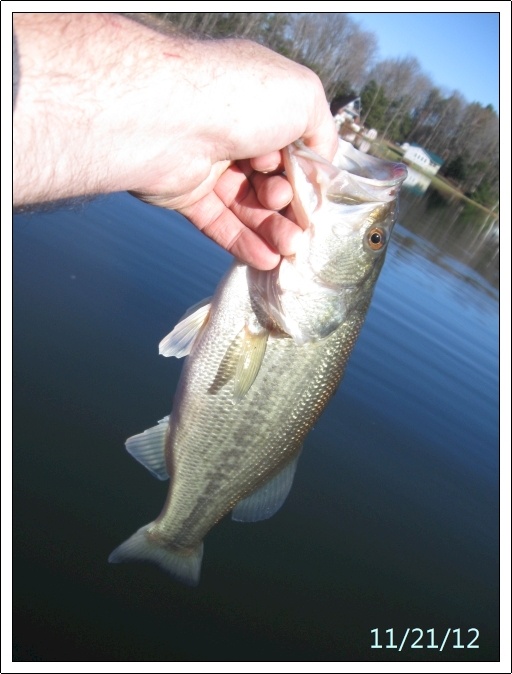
left=362, top=136, right=498, bottom=217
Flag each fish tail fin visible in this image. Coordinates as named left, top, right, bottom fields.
left=108, top=524, right=204, bottom=586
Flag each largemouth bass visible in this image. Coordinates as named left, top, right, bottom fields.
left=109, top=139, right=407, bottom=585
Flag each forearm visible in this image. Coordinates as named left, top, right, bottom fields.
left=13, top=12, right=336, bottom=236
left=13, top=13, right=213, bottom=206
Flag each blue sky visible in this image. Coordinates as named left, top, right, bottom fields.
left=349, top=12, right=500, bottom=112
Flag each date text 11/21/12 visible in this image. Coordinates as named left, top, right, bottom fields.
left=370, top=628, right=479, bottom=652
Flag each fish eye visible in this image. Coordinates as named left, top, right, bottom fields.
left=367, top=227, right=386, bottom=250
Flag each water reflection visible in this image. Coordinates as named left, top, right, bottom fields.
left=402, top=166, right=432, bottom=194
left=398, top=186, right=499, bottom=292
left=13, top=185, right=499, bottom=661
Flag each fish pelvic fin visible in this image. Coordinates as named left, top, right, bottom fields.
left=232, top=449, right=302, bottom=522
left=125, top=416, right=170, bottom=480
left=109, top=524, right=204, bottom=586
left=159, top=297, right=211, bottom=358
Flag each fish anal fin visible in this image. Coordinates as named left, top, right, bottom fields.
left=125, top=416, right=170, bottom=480
left=232, top=450, right=302, bottom=522
left=159, top=298, right=211, bottom=358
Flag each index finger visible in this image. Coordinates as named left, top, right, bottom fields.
left=301, top=99, right=338, bottom=162
left=250, top=116, right=338, bottom=174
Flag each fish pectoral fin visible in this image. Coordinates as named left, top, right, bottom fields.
left=231, top=450, right=302, bottom=522
left=233, top=327, right=269, bottom=402
left=208, top=324, right=268, bottom=398
left=125, top=416, right=170, bottom=480
left=159, top=297, right=211, bottom=358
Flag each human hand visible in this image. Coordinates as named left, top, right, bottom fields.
left=13, top=14, right=338, bottom=269
left=129, top=36, right=338, bottom=270
left=137, top=159, right=308, bottom=271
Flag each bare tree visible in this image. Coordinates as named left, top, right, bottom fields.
left=157, top=12, right=498, bottom=205
left=364, top=56, right=424, bottom=137
left=287, top=14, right=377, bottom=99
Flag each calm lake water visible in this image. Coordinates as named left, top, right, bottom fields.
left=13, top=182, right=499, bottom=662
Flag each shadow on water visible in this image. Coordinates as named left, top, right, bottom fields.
left=13, top=190, right=498, bottom=662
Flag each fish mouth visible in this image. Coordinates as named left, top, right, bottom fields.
left=327, top=165, right=406, bottom=205
left=351, top=162, right=408, bottom=187
left=334, top=155, right=408, bottom=186
left=331, top=137, right=408, bottom=185
left=292, top=139, right=407, bottom=202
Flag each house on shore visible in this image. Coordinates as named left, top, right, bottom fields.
left=330, top=96, right=361, bottom=129
left=401, top=143, right=443, bottom=175
left=330, top=96, right=362, bottom=143
left=330, top=96, right=377, bottom=152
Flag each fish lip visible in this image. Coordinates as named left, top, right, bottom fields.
left=344, top=162, right=408, bottom=189
left=326, top=164, right=407, bottom=205
left=292, top=139, right=408, bottom=186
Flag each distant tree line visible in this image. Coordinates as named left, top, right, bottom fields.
left=159, top=12, right=499, bottom=209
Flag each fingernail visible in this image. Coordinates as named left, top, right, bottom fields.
left=285, top=228, right=304, bottom=256
left=259, top=163, right=279, bottom=174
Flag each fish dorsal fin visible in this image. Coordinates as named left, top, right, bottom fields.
left=125, top=416, right=170, bottom=480
left=159, top=298, right=211, bottom=358
left=233, top=327, right=269, bottom=402
left=231, top=450, right=302, bottom=522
